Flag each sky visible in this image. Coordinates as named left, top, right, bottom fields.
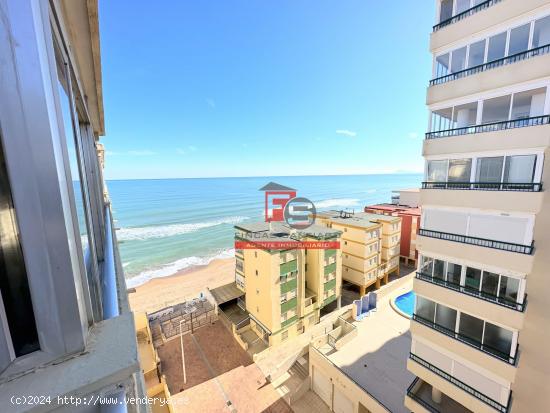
left=99, top=1, right=434, bottom=180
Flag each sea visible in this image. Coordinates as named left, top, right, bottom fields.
left=107, top=174, right=422, bottom=288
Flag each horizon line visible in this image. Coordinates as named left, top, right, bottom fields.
left=104, top=171, right=423, bottom=182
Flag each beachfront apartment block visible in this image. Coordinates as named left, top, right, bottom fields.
left=406, top=1, right=550, bottom=412
left=316, top=211, right=402, bottom=295
left=234, top=222, right=342, bottom=346
left=366, top=189, right=421, bottom=267
left=0, top=1, right=146, bottom=411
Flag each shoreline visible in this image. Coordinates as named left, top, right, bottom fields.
left=128, top=257, right=235, bottom=314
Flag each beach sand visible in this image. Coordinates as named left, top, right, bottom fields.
left=128, top=258, right=235, bottom=314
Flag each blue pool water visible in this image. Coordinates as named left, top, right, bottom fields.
left=394, top=291, right=416, bottom=317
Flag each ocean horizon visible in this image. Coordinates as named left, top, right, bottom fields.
left=107, top=173, right=422, bottom=288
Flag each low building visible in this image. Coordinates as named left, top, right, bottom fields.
left=316, top=211, right=402, bottom=295
left=234, top=222, right=342, bottom=347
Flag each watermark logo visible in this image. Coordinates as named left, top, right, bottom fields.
left=259, top=182, right=316, bottom=229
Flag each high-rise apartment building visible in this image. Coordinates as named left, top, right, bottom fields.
left=406, top=1, right=550, bottom=412
left=0, top=1, right=145, bottom=411
left=234, top=222, right=342, bottom=346
left=316, top=211, right=401, bottom=295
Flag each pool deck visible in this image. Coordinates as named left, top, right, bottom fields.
left=322, top=279, right=414, bottom=413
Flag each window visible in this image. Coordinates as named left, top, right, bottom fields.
left=450, top=46, right=467, bottom=73
left=476, top=157, right=504, bottom=183
left=255, top=270, right=258, bottom=276
left=500, top=277, right=520, bottom=303
left=482, top=95, right=511, bottom=123
left=455, top=0, right=471, bottom=14
left=435, top=53, right=450, bottom=77
left=487, top=32, right=507, bottom=61
left=446, top=263, right=462, bottom=285
left=419, top=256, right=434, bottom=275
left=452, top=102, right=477, bottom=128
left=448, top=159, right=471, bottom=182
left=435, top=304, right=457, bottom=331
left=427, top=160, right=447, bottom=182
left=533, top=15, right=550, bottom=48
left=0, top=144, right=40, bottom=358
left=416, top=296, right=435, bottom=321
left=434, top=259, right=445, bottom=280
left=465, top=267, right=482, bottom=291
left=483, top=322, right=513, bottom=357
left=439, top=0, right=453, bottom=23
left=431, top=107, right=453, bottom=131
left=504, top=155, right=536, bottom=184
left=481, top=271, right=499, bottom=296
left=458, top=312, right=484, bottom=344
left=508, top=24, right=530, bottom=55
left=511, top=88, right=546, bottom=119
left=468, top=39, right=486, bottom=67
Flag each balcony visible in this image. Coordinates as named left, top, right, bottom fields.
left=433, top=0, right=501, bottom=32
left=324, top=278, right=337, bottom=292
left=416, top=272, right=525, bottom=312
left=324, top=261, right=336, bottom=275
left=409, top=353, right=511, bottom=413
left=412, top=314, right=517, bottom=365
left=325, top=248, right=337, bottom=259
left=406, top=377, right=473, bottom=413
left=281, top=297, right=297, bottom=313
left=418, top=228, right=533, bottom=255
left=430, top=44, right=550, bottom=87
left=280, top=277, right=297, bottom=294
left=422, top=181, right=542, bottom=192
left=280, top=259, right=297, bottom=275
left=426, top=116, right=550, bottom=140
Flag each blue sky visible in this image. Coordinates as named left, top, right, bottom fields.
left=99, top=1, right=434, bottom=180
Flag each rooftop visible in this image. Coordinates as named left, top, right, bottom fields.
left=235, top=221, right=342, bottom=241
left=313, top=284, right=413, bottom=413
left=366, top=204, right=421, bottom=216
left=317, top=210, right=400, bottom=228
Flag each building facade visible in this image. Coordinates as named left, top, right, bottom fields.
left=407, top=1, right=550, bottom=412
left=316, top=211, right=402, bottom=296
left=234, top=222, right=342, bottom=346
left=0, top=1, right=145, bottom=411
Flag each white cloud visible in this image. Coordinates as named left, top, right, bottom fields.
left=188, top=145, right=198, bottom=152
left=127, top=150, right=157, bottom=156
left=206, top=98, right=216, bottom=109
left=336, top=129, right=357, bottom=137
left=177, top=145, right=198, bottom=155
left=408, top=132, right=419, bottom=139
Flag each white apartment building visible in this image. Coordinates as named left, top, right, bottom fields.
left=406, top=1, right=550, bottom=413
left=0, top=1, right=146, bottom=412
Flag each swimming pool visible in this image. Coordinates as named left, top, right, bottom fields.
left=394, top=291, right=416, bottom=318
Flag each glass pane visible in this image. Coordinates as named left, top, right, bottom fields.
left=0, top=144, right=40, bottom=356
left=451, top=46, right=467, bottom=73
left=468, top=40, right=486, bottom=67
left=439, top=0, right=453, bottom=22
left=416, top=296, right=436, bottom=322
left=483, top=322, right=513, bottom=357
left=476, top=157, right=504, bottom=182
left=455, top=0, right=471, bottom=14
left=435, top=304, right=457, bottom=332
left=482, top=95, right=511, bottom=123
left=481, top=271, right=499, bottom=297
left=458, top=312, right=484, bottom=344
left=465, top=267, right=482, bottom=291
left=446, top=263, right=462, bottom=285
left=427, top=160, right=447, bottom=182
left=499, top=277, right=520, bottom=303
left=508, top=24, right=530, bottom=55
left=420, top=256, right=434, bottom=275
left=434, top=259, right=446, bottom=280
left=487, top=32, right=507, bottom=61
left=533, top=15, right=550, bottom=48
left=452, top=102, right=478, bottom=128
left=435, top=53, right=450, bottom=78
left=511, top=88, right=547, bottom=119
left=504, top=155, right=536, bottom=183
left=431, top=107, right=453, bottom=131
left=448, top=159, right=472, bottom=182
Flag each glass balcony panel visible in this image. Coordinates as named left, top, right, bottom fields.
left=431, top=108, right=453, bottom=132
left=458, top=313, right=484, bottom=345
left=434, top=259, right=446, bottom=281
left=446, top=263, right=462, bottom=285
left=483, top=322, right=513, bottom=357
left=468, top=39, right=486, bottom=67
left=487, top=32, right=507, bottom=62
left=482, top=95, right=510, bottom=124
left=465, top=267, right=482, bottom=291
left=448, top=159, right=472, bottom=182
left=476, top=157, right=504, bottom=183
left=436, top=53, right=450, bottom=78
left=504, top=155, right=536, bottom=184
left=416, top=296, right=435, bottom=322
left=453, top=103, right=477, bottom=128
left=508, top=24, right=530, bottom=55
left=499, top=277, right=520, bottom=303
left=511, top=88, right=546, bottom=119
left=435, top=304, right=457, bottom=331
left=533, top=15, right=550, bottom=48
left=420, top=255, right=434, bottom=275
left=439, top=0, right=453, bottom=23
left=427, top=160, right=448, bottom=182
left=481, top=271, right=499, bottom=297
left=451, top=46, right=468, bottom=73
left=456, top=0, right=471, bottom=14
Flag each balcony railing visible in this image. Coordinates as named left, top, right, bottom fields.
left=406, top=378, right=441, bottom=413
left=422, top=181, right=543, bottom=192
left=413, top=313, right=518, bottom=365
left=416, top=272, right=526, bottom=312
left=425, top=115, right=550, bottom=140
left=433, top=0, right=502, bottom=32
left=430, top=44, right=550, bottom=86
left=409, top=353, right=511, bottom=413
left=418, top=228, right=534, bottom=255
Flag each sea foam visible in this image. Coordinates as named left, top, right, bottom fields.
left=125, top=248, right=235, bottom=288
left=116, top=216, right=248, bottom=241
